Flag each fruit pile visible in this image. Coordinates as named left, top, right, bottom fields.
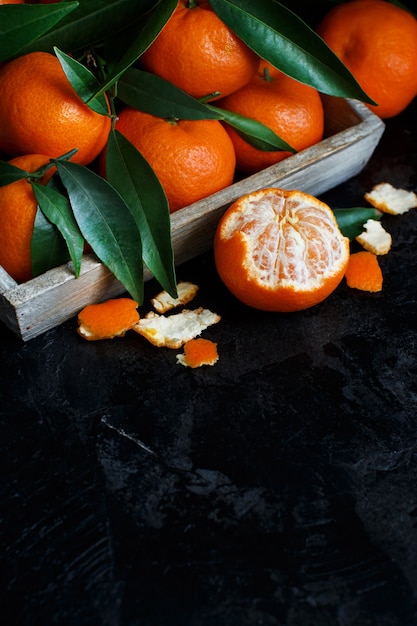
left=0, top=0, right=416, bottom=313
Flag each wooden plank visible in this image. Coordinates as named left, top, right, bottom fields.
left=0, top=98, right=385, bottom=341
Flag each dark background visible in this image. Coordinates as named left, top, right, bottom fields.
left=1, top=3, right=417, bottom=624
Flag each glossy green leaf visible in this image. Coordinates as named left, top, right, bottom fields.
left=97, top=0, right=177, bottom=96
left=210, top=0, right=375, bottom=103
left=0, top=2, right=78, bottom=63
left=54, top=47, right=109, bottom=115
left=31, top=207, right=70, bottom=279
left=333, top=207, right=383, bottom=240
left=55, top=160, right=144, bottom=303
left=209, top=105, right=296, bottom=152
left=105, top=130, right=177, bottom=298
left=0, top=161, right=29, bottom=187
left=117, top=69, right=222, bottom=120
left=32, top=179, right=84, bottom=277
left=19, top=0, right=155, bottom=56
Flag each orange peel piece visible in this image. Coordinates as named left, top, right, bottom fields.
left=151, top=281, right=199, bottom=313
left=77, top=298, right=139, bottom=341
left=177, top=338, right=219, bottom=368
left=345, top=251, right=383, bottom=292
left=364, top=182, right=417, bottom=215
left=132, top=307, right=221, bottom=349
left=356, top=218, right=392, bottom=255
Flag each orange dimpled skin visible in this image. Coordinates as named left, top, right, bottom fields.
left=114, top=107, right=236, bottom=213
left=214, top=188, right=350, bottom=312
left=0, top=52, right=111, bottom=164
left=181, top=338, right=219, bottom=368
left=77, top=298, right=140, bottom=341
left=218, top=62, right=324, bottom=174
left=345, top=251, right=383, bottom=292
left=140, top=0, right=259, bottom=100
left=0, top=154, right=54, bottom=283
left=317, top=0, right=417, bottom=119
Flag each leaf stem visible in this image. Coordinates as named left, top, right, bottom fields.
left=262, top=66, right=273, bottom=82
left=28, top=149, right=79, bottom=182
left=199, top=91, right=221, bottom=103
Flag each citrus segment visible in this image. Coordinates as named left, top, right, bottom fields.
left=214, top=188, right=350, bottom=312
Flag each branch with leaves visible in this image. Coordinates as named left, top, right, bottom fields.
left=0, top=0, right=374, bottom=303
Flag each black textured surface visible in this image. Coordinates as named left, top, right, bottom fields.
left=2, top=100, right=417, bottom=626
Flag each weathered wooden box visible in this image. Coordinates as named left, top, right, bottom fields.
left=0, top=96, right=385, bottom=341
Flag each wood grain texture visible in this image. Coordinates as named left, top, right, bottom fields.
left=0, top=98, right=385, bottom=341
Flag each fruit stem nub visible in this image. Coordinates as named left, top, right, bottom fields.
left=262, top=66, right=273, bottom=83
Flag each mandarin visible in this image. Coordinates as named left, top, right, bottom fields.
left=217, top=61, right=324, bottom=174
left=0, top=154, right=55, bottom=283
left=214, top=188, right=350, bottom=312
left=317, top=0, right=417, bottom=119
left=112, top=107, right=236, bottom=213
left=0, top=52, right=111, bottom=165
left=140, top=0, right=259, bottom=100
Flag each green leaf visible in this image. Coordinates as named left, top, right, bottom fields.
left=117, top=69, right=223, bottom=120
left=31, top=208, right=70, bottom=279
left=333, top=207, right=383, bottom=240
left=97, top=0, right=177, bottom=96
left=105, top=130, right=177, bottom=298
left=30, top=179, right=72, bottom=279
left=0, top=2, right=78, bottom=63
left=55, top=160, right=144, bottom=303
left=19, top=0, right=155, bottom=57
left=210, top=0, right=376, bottom=103
left=32, top=179, right=84, bottom=277
left=0, top=161, right=29, bottom=187
left=54, top=47, right=109, bottom=115
left=209, top=105, right=296, bottom=152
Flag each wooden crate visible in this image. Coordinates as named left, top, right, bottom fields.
left=0, top=97, right=385, bottom=341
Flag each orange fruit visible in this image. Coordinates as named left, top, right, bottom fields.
left=0, top=154, right=55, bottom=283
left=113, top=107, right=236, bottom=213
left=77, top=298, right=140, bottom=341
left=217, top=61, right=324, bottom=174
left=0, top=51, right=111, bottom=165
left=0, top=0, right=25, bottom=4
left=214, top=187, right=350, bottom=312
left=140, top=0, right=259, bottom=100
left=317, top=0, right=417, bottom=119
